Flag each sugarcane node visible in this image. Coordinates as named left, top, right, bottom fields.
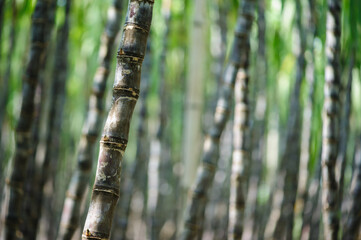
left=113, top=86, right=140, bottom=99
left=124, top=23, right=149, bottom=33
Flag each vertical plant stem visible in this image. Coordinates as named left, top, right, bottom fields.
left=30, top=1, right=71, bottom=239
left=300, top=151, right=322, bottom=240
left=21, top=0, right=57, bottom=235
left=264, top=0, right=305, bottom=238
left=81, top=0, right=154, bottom=239
left=228, top=1, right=255, bottom=239
left=297, top=0, right=317, bottom=214
left=147, top=4, right=171, bottom=238
left=321, top=0, right=342, bottom=239
left=343, top=137, right=361, bottom=240
left=2, top=1, right=55, bottom=238
left=113, top=42, right=151, bottom=240
left=336, top=54, right=354, bottom=205
left=0, top=0, right=17, bottom=175
left=242, top=0, right=267, bottom=239
left=57, top=1, right=123, bottom=239
left=181, top=0, right=207, bottom=201
left=181, top=0, right=255, bottom=239
left=0, top=0, right=5, bottom=60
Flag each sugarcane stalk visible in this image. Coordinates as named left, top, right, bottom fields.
left=241, top=0, right=267, bottom=239
left=81, top=0, right=154, bottom=239
left=300, top=150, right=322, bottom=240
left=28, top=1, right=71, bottom=239
left=297, top=0, right=317, bottom=214
left=110, top=41, right=151, bottom=240
left=264, top=0, right=305, bottom=238
left=57, top=1, right=123, bottom=239
left=228, top=1, right=255, bottom=237
left=147, top=4, right=171, bottom=238
left=321, top=0, right=342, bottom=239
left=0, top=0, right=17, bottom=178
left=343, top=137, right=361, bottom=240
left=0, top=0, right=5, bottom=61
left=181, top=0, right=207, bottom=203
left=181, top=0, right=255, bottom=239
left=2, top=1, right=56, bottom=238
left=336, top=53, right=354, bottom=206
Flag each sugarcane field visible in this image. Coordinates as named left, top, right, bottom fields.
left=0, top=0, right=360, bottom=239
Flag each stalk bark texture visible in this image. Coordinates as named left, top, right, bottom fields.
left=82, top=0, right=154, bottom=239
left=181, top=1, right=255, bottom=239
left=3, top=1, right=55, bottom=238
left=228, top=1, right=255, bottom=239
left=321, top=0, right=341, bottom=239
left=57, top=1, right=123, bottom=239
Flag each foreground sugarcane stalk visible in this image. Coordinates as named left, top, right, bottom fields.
left=111, top=43, right=151, bottom=240
left=181, top=0, right=255, bottom=239
left=57, top=0, right=123, bottom=239
left=81, top=0, right=154, bottom=239
left=321, top=0, right=342, bottom=239
left=2, top=1, right=55, bottom=238
left=228, top=1, right=255, bottom=239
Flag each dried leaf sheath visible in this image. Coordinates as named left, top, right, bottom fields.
left=181, top=1, right=254, bottom=238
left=321, top=0, right=341, bottom=239
left=228, top=0, right=255, bottom=238
left=3, top=1, right=55, bottom=238
left=82, top=1, right=154, bottom=239
left=57, top=1, right=123, bottom=239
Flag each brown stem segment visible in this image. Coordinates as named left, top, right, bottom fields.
left=82, top=1, right=154, bottom=239
left=181, top=0, right=255, bottom=239
left=2, top=1, right=55, bottom=239
left=228, top=1, right=255, bottom=239
left=321, top=0, right=341, bottom=239
left=57, top=1, right=123, bottom=239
